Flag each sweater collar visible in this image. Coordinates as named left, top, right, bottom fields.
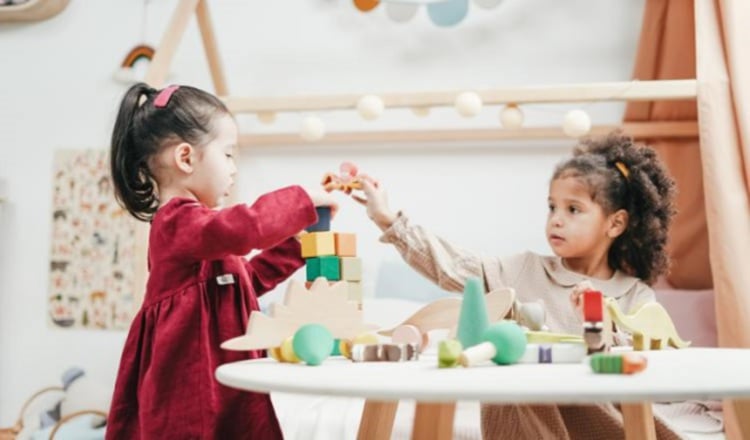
left=540, top=256, right=638, bottom=299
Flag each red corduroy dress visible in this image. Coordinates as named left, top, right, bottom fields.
left=106, top=186, right=316, bottom=439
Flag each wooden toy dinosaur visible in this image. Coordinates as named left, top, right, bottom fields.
left=221, top=278, right=378, bottom=351
left=605, top=298, right=691, bottom=350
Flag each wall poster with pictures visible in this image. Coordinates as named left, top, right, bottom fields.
left=48, top=149, right=138, bottom=330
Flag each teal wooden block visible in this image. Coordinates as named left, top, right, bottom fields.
left=306, top=256, right=341, bottom=281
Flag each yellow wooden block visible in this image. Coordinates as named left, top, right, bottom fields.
left=340, top=257, right=362, bottom=281
left=334, top=233, right=357, bottom=257
left=301, top=231, right=335, bottom=258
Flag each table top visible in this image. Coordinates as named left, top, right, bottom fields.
left=216, top=348, right=750, bottom=404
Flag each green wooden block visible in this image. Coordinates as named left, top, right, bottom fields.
left=306, top=256, right=341, bottom=281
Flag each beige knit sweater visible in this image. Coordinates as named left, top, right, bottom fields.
left=380, top=213, right=688, bottom=440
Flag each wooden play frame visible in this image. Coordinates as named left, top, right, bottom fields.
left=136, top=2, right=700, bottom=439
left=143, top=0, right=699, bottom=148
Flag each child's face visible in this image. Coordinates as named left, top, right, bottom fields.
left=546, top=176, right=613, bottom=260
left=191, top=114, right=238, bottom=208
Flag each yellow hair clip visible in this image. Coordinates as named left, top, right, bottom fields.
left=614, top=161, right=630, bottom=180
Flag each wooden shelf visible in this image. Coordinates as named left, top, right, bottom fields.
left=0, top=0, right=69, bottom=22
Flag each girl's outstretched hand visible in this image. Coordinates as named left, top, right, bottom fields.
left=351, top=174, right=397, bottom=231
left=570, top=280, right=594, bottom=317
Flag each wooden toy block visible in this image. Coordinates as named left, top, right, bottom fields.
left=526, top=331, right=583, bottom=344
left=280, top=336, right=300, bottom=363
left=457, top=278, right=489, bottom=348
left=351, top=343, right=419, bottom=362
left=340, top=333, right=379, bottom=359
left=334, top=233, right=357, bottom=257
left=518, top=343, right=587, bottom=364
left=391, top=324, right=428, bottom=352
left=346, top=281, right=362, bottom=303
left=340, top=257, right=362, bottom=281
left=583, top=322, right=607, bottom=354
left=438, top=339, right=463, bottom=368
left=221, top=279, right=377, bottom=351
left=300, top=231, right=335, bottom=258
left=590, top=352, right=648, bottom=374
left=583, top=290, right=604, bottom=322
left=513, top=300, right=547, bottom=331
left=306, top=207, right=332, bottom=232
left=306, top=256, right=341, bottom=281
left=458, top=321, right=527, bottom=367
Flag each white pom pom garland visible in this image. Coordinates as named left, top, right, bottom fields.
left=454, top=91, right=482, bottom=117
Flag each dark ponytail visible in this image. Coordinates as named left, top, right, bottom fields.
left=552, top=132, right=676, bottom=284
left=111, top=83, right=158, bottom=221
left=110, top=82, right=230, bottom=221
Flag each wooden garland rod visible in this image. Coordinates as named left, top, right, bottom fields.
left=224, top=79, right=696, bottom=114
left=238, top=121, right=698, bottom=148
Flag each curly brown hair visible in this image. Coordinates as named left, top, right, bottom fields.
left=552, top=132, right=676, bottom=284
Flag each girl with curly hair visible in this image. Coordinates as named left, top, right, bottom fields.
left=352, top=132, right=683, bottom=439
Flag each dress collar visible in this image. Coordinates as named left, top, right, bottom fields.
left=540, top=256, right=639, bottom=299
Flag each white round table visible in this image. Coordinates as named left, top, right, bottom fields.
left=216, top=348, right=750, bottom=439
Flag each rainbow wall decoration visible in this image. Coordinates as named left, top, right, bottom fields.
left=113, top=44, right=155, bottom=84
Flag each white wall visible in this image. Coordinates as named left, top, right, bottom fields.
left=0, top=0, right=643, bottom=424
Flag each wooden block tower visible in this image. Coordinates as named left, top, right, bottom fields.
left=301, top=207, right=363, bottom=308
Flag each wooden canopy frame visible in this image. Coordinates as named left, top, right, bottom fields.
left=131, top=3, right=709, bottom=440
left=144, top=0, right=699, bottom=148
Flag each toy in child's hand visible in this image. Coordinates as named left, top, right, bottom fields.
left=306, top=206, right=332, bottom=232
left=573, top=282, right=612, bottom=354
left=321, top=161, right=365, bottom=194
left=458, top=321, right=527, bottom=367
left=589, top=352, right=648, bottom=374
left=570, top=280, right=594, bottom=314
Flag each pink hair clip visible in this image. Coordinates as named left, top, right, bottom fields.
left=153, top=85, right=180, bottom=108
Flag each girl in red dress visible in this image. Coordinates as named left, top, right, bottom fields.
left=106, top=83, right=336, bottom=439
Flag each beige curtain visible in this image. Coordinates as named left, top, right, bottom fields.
left=694, top=1, right=750, bottom=436
left=628, top=0, right=750, bottom=437
left=624, top=0, right=712, bottom=289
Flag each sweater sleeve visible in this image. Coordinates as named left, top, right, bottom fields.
left=158, top=186, right=317, bottom=262
left=379, top=213, right=485, bottom=292
left=245, top=237, right=305, bottom=296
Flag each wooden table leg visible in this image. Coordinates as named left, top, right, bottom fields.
left=731, top=399, right=750, bottom=439
left=411, top=402, right=456, bottom=440
left=357, top=400, right=398, bottom=440
left=621, top=402, right=656, bottom=440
